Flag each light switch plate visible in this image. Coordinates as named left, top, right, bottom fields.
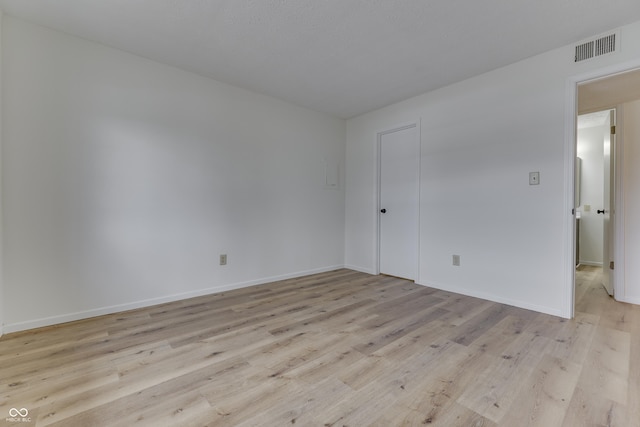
left=529, top=171, right=540, bottom=185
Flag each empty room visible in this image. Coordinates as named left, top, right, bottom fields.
left=2, top=1, right=640, bottom=426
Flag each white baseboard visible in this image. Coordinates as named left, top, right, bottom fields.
left=343, top=264, right=376, bottom=275
left=3, top=265, right=345, bottom=334
left=415, top=279, right=566, bottom=319
left=579, top=260, right=603, bottom=267
left=615, top=295, right=640, bottom=305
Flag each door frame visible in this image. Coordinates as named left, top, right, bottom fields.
left=375, top=121, right=421, bottom=280
left=602, top=108, right=617, bottom=296
left=564, top=61, right=640, bottom=318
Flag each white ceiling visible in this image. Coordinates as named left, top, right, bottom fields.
left=3, top=1, right=640, bottom=119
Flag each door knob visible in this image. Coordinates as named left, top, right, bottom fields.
left=597, top=209, right=605, bottom=214
left=380, top=209, right=387, bottom=213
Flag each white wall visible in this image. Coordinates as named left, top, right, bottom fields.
left=2, top=16, right=346, bottom=332
left=345, top=20, right=640, bottom=317
left=0, top=9, right=3, bottom=337
left=623, top=99, right=640, bottom=303
left=577, top=124, right=606, bottom=265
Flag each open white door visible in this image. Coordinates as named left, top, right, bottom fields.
left=602, top=109, right=615, bottom=296
left=379, top=125, right=419, bottom=281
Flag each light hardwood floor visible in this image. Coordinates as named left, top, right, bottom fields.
left=1, top=266, right=638, bottom=426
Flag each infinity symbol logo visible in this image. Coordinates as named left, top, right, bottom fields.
left=9, top=408, right=29, bottom=417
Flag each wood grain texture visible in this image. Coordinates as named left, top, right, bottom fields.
left=1, top=266, right=638, bottom=426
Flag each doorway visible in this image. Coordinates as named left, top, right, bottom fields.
left=570, top=65, right=640, bottom=314
left=576, top=108, right=614, bottom=295
left=377, top=123, right=419, bottom=281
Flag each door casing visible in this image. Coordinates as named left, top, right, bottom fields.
left=565, top=61, right=640, bottom=318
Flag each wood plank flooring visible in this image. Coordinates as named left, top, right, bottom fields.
left=0, top=266, right=637, bottom=426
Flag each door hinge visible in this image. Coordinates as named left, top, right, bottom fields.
left=610, top=261, right=615, bottom=270
left=611, top=125, right=616, bottom=135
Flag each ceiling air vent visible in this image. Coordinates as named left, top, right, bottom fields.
left=574, top=32, right=618, bottom=63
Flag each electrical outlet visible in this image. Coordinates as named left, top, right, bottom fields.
left=529, top=171, right=540, bottom=185
left=219, top=254, right=227, bottom=266
left=452, top=254, right=460, bottom=266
